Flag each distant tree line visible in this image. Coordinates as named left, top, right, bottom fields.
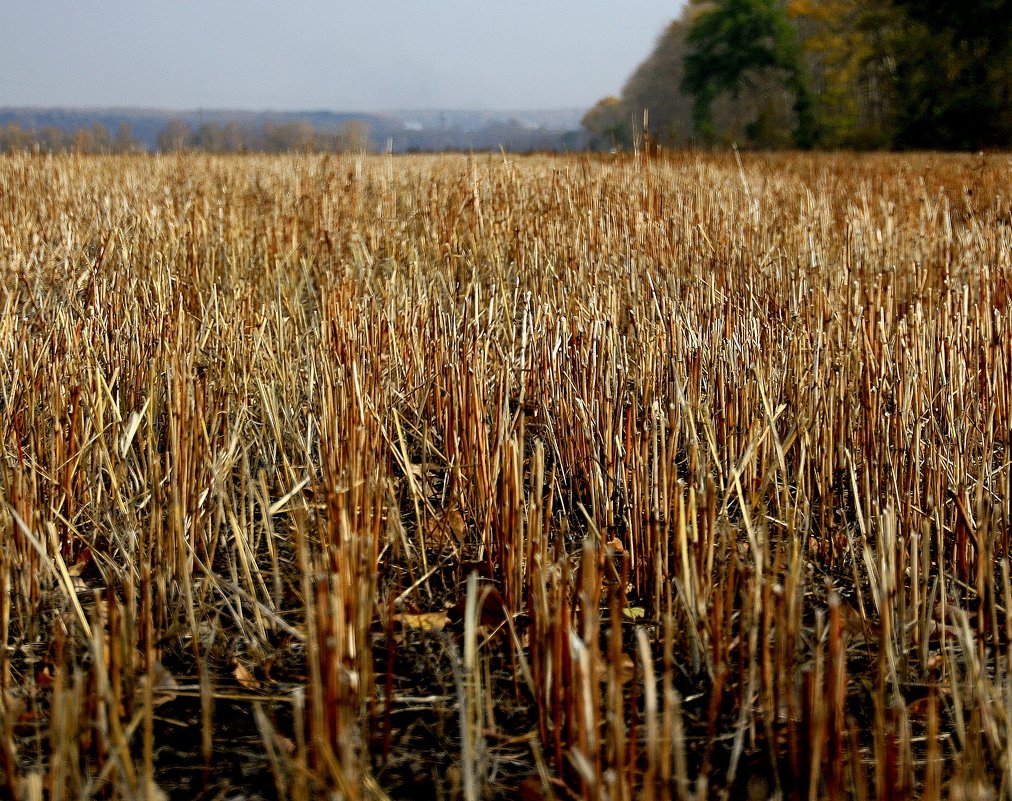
left=584, top=0, right=1012, bottom=150
left=0, top=118, right=372, bottom=155
left=155, top=118, right=372, bottom=153
left=0, top=122, right=143, bottom=154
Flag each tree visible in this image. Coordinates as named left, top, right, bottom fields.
left=222, top=121, right=246, bottom=153
left=72, top=126, right=95, bottom=153
left=337, top=120, right=370, bottom=152
left=620, top=18, right=696, bottom=147
left=192, top=121, right=247, bottom=153
left=581, top=96, right=632, bottom=150
left=71, top=123, right=113, bottom=154
left=113, top=122, right=140, bottom=154
left=787, top=0, right=897, bottom=146
left=262, top=121, right=317, bottom=152
left=90, top=123, right=113, bottom=153
left=157, top=119, right=193, bottom=152
left=38, top=126, right=68, bottom=153
left=683, top=0, right=817, bottom=147
left=887, top=0, right=1012, bottom=148
left=0, top=124, right=31, bottom=153
left=193, top=123, right=227, bottom=153
left=590, top=0, right=1011, bottom=152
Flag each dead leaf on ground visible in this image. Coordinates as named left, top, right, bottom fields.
left=234, top=661, right=262, bottom=690
left=67, top=548, right=92, bottom=577
left=622, top=606, right=645, bottom=621
left=395, top=611, right=450, bottom=631
left=424, top=508, right=467, bottom=547
left=405, top=463, right=439, bottom=497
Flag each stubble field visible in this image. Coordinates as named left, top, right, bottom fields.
left=1, top=150, right=1011, bottom=800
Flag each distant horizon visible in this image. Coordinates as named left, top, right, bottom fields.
left=0, top=103, right=589, bottom=115
left=0, top=105, right=591, bottom=153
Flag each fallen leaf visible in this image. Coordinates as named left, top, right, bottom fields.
left=446, top=586, right=508, bottom=629
left=234, top=661, right=262, bottom=690
left=443, top=509, right=467, bottom=545
left=67, top=548, right=92, bottom=577
left=622, top=606, right=645, bottom=621
left=424, top=508, right=467, bottom=547
left=405, top=464, right=438, bottom=497
left=395, top=611, right=449, bottom=631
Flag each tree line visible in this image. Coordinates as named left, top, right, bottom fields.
left=584, top=0, right=1012, bottom=150
left=0, top=122, right=143, bottom=155
left=0, top=118, right=372, bottom=155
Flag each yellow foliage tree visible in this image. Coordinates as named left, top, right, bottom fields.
left=787, top=0, right=895, bottom=146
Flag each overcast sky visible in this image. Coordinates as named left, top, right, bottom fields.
left=1, top=2, right=683, bottom=111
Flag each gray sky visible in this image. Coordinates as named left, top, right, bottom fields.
left=1, top=2, right=684, bottom=111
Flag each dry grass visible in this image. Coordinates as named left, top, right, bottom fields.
left=1, top=149, right=1011, bottom=800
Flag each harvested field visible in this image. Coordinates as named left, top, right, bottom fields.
left=1, top=151, right=1012, bottom=800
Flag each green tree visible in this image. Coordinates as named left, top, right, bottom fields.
left=888, top=0, right=1012, bottom=148
left=683, top=0, right=817, bottom=147
left=788, top=0, right=899, bottom=147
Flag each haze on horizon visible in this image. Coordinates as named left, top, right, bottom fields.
left=1, top=2, right=684, bottom=113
